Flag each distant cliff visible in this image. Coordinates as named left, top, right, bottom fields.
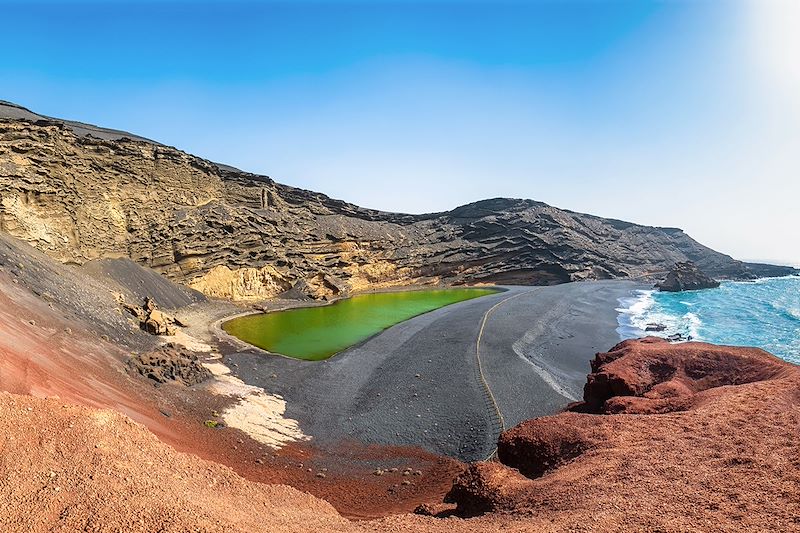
left=1, top=101, right=794, bottom=300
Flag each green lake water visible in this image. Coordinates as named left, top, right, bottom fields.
left=222, top=288, right=500, bottom=360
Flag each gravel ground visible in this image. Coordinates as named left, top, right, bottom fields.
left=224, top=281, right=642, bottom=461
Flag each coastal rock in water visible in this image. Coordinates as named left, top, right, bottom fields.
left=657, top=261, right=720, bottom=292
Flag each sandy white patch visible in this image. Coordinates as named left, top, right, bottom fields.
left=160, top=329, right=214, bottom=353
left=202, top=362, right=230, bottom=377
left=205, top=364, right=308, bottom=449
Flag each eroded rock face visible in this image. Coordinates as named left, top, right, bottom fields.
left=1, top=110, right=795, bottom=301
left=657, top=261, right=721, bottom=292
left=497, top=415, right=602, bottom=479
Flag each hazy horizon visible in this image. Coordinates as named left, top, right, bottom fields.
left=1, top=0, right=798, bottom=266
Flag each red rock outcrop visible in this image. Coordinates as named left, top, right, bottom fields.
left=580, top=337, right=792, bottom=414
left=445, top=338, right=800, bottom=531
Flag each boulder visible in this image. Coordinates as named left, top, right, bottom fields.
left=128, top=343, right=211, bottom=386
left=443, top=462, right=530, bottom=517
left=657, top=261, right=720, bottom=292
left=122, top=296, right=179, bottom=336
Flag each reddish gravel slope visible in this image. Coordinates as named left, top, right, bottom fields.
left=0, top=393, right=356, bottom=533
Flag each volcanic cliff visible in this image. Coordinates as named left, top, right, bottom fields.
left=1, top=100, right=793, bottom=301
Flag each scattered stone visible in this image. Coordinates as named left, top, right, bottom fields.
left=413, top=503, right=438, bottom=516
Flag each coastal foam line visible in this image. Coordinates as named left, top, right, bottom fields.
left=615, top=276, right=800, bottom=364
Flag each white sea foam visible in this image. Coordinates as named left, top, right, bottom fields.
left=616, top=290, right=703, bottom=342
left=683, top=312, right=703, bottom=340
left=616, top=290, right=657, bottom=339
left=617, top=276, right=799, bottom=363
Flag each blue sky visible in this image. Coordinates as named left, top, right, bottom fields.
left=1, top=0, right=798, bottom=265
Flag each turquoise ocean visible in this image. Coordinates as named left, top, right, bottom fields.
left=617, top=276, right=800, bottom=365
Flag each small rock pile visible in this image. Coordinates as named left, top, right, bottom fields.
left=121, top=296, right=183, bottom=336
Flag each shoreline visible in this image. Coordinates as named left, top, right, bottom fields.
left=216, top=285, right=507, bottom=360
left=616, top=276, right=800, bottom=364
left=213, top=280, right=643, bottom=462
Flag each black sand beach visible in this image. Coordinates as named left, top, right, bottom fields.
left=223, top=280, right=642, bottom=461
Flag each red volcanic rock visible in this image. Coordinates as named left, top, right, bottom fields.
left=443, top=462, right=531, bottom=517
left=444, top=339, right=800, bottom=531
left=497, top=414, right=604, bottom=479
left=581, top=337, right=791, bottom=414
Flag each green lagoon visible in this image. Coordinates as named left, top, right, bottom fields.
left=223, top=288, right=499, bottom=360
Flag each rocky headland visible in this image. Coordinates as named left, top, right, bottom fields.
left=658, top=261, right=722, bottom=292
left=440, top=338, right=800, bottom=531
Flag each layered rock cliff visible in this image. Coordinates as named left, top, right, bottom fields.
left=1, top=101, right=794, bottom=300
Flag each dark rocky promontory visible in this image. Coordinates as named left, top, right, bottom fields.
left=657, top=261, right=721, bottom=292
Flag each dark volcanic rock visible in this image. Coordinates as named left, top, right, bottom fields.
left=1, top=103, right=792, bottom=300
left=657, top=261, right=720, bottom=292
left=744, top=261, right=799, bottom=278
left=128, top=343, right=211, bottom=386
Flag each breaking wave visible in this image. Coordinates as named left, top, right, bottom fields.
left=617, top=276, right=800, bottom=364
